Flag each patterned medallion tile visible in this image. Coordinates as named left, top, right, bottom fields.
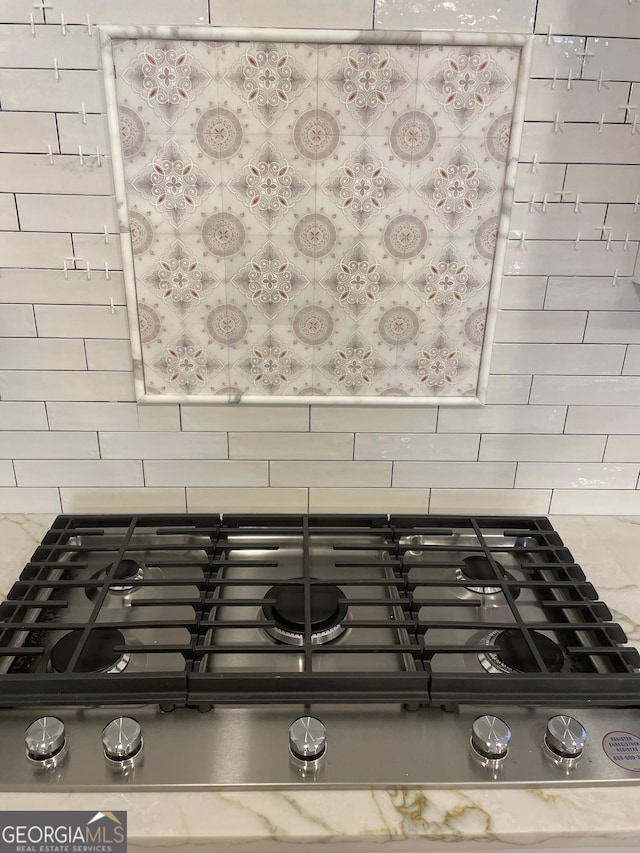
left=112, top=37, right=521, bottom=401
left=418, top=44, right=520, bottom=139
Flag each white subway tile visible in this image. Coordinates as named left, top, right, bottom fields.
left=545, top=276, right=640, bottom=310
left=585, top=311, right=640, bottom=343
left=0, top=305, right=36, bottom=337
left=14, top=459, right=143, bottom=487
left=182, top=405, right=309, bottom=432
left=1, top=338, right=85, bottom=370
left=0, top=232, right=72, bottom=268
left=564, top=165, right=640, bottom=203
left=484, top=375, right=532, bottom=404
left=56, top=114, right=111, bottom=155
left=311, top=406, right=437, bottom=433
left=0, top=154, right=113, bottom=194
left=623, top=346, right=640, bottom=375
left=438, top=405, right=565, bottom=434
left=516, top=462, right=638, bottom=489
left=494, top=310, right=586, bottom=343
left=144, top=460, right=268, bottom=487
left=498, top=277, right=547, bottom=310
left=309, top=488, right=428, bottom=514
left=531, top=375, right=640, bottom=405
left=514, top=163, right=565, bottom=202
left=0, top=113, right=58, bottom=154
left=480, top=434, right=606, bottom=462
left=213, top=0, right=372, bottom=28
left=583, top=38, right=640, bottom=82
left=509, top=203, right=606, bottom=240
left=0, top=69, right=104, bottom=112
left=0, top=24, right=100, bottom=68
left=187, top=488, right=307, bottom=513
left=100, top=431, right=227, bottom=460
left=605, top=436, right=640, bottom=462
left=229, top=432, right=353, bottom=460
left=0, top=488, right=60, bottom=513
left=137, top=405, right=180, bottom=432
left=0, top=194, right=17, bottom=230
left=504, top=240, right=637, bottom=276
left=0, top=462, right=14, bottom=486
left=430, top=489, right=551, bottom=514
left=565, top=406, right=640, bottom=434
left=524, top=80, right=630, bottom=123
left=0, top=431, right=98, bottom=459
left=52, top=0, right=209, bottom=24
left=85, top=340, right=133, bottom=372
left=491, top=343, right=625, bottom=375
left=60, top=488, right=186, bottom=513
left=47, top=402, right=139, bottom=431
left=604, top=205, right=640, bottom=241
left=0, top=270, right=125, bottom=305
left=0, top=3, right=44, bottom=23
left=34, top=305, right=129, bottom=339
left=71, top=234, right=123, bottom=271
left=375, top=0, right=534, bottom=31
left=0, top=402, right=48, bottom=430
left=535, top=0, right=640, bottom=37
left=17, top=195, right=118, bottom=233
left=393, top=461, right=515, bottom=489
left=271, top=461, right=391, bottom=488
left=355, top=433, right=479, bottom=461
left=550, top=490, right=640, bottom=514
left=0, top=371, right=135, bottom=401
left=520, top=123, right=640, bottom=165
left=530, top=35, right=585, bottom=79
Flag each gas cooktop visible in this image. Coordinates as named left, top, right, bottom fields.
left=1, top=512, right=640, bottom=790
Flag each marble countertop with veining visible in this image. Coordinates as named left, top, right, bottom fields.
left=2, top=513, right=640, bottom=853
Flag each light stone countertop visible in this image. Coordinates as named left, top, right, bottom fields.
left=1, top=513, right=640, bottom=853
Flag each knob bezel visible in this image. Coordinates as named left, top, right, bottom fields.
left=289, top=716, right=327, bottom=769
left=102, top=717, right=143, bottom=770
left=470, top=715, right=511, bottom=767
left=25, top=716, right=68, bottom=770
left=543, top=715, right=587, bottom=766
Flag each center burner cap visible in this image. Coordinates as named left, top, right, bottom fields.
left=262, top=579, right=348, bottom=646
left=457, top=555, right=520, bottom=599
left=479, top=628, right=565, bottom=674
left=50, top=628, right=131, bottom=674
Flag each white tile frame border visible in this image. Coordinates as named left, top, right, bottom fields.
left=100, top=25, right=532, bottom=408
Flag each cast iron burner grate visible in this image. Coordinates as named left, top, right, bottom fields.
left=0, top=513, right=638, bottom=708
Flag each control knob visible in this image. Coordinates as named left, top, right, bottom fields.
left=471, top=715, right=511, bottom=761
left=102, top=717, right=143, bottom=767
left=289, top=716, right=326, bottom=762
left=25, top=716, right=67, bottom=767
left=545, top=715, right=587, bottom=759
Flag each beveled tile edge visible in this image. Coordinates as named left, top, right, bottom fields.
left=476, top=34, right=533, bottom=404
left=99, top=26, right=529, bottom=46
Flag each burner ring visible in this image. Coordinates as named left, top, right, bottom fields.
left=86, top=559, right=145, bottom=601
left=478, top=628, right=565, bottom=674
left=456, top=556, right=521, bottom=599
left=49, top=628, right=131, bottom=675
left=262, top=580, right=349, bottom=647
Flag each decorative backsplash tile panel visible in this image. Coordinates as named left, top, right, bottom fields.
left=110, top=37, right=524, bottom=402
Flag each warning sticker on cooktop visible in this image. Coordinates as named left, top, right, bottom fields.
left=602, top=731, right=640, bottom=772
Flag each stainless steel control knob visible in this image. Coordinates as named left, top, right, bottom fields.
left=471, top=715, right=511, bottom=760
left=102, top=717, right=143, bottom=764
left=25, top=716, right=67, bottom=765
left=545, top=715, right=587, bottom=759
left=289, top=716, right=327, bottom=761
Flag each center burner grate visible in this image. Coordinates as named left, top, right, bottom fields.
left=0, top=513, right=639, bottom=708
